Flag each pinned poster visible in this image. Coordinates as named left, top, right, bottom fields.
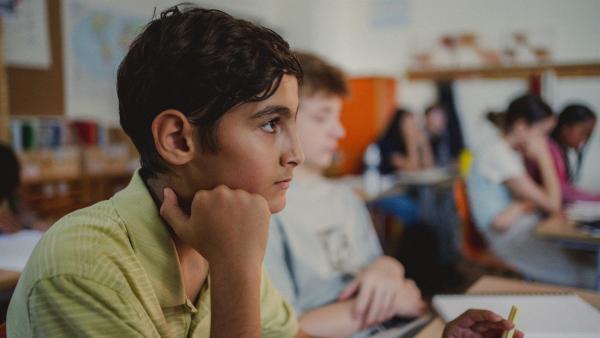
left=3, top=0, right=52, bottom=69
left=61, top=0, right=146, bottom=125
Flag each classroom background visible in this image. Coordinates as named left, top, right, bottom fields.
left=1, top=0, right=600, bottom=334
left=3, top=0, right=599, bottom=187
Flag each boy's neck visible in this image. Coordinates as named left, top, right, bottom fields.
left=144, top=174, right=192, bottom=214
left=142, top=172, right=209, bottom=302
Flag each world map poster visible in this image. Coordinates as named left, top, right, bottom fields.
left=62, top=0, right=146, bottom=125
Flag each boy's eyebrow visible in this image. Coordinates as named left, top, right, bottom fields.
left=251, top=105, right=292, bottom=119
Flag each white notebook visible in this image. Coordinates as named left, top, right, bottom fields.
left=0, top=229, right=43, bottom=271
left=433, top=294, right=600, bottom=338
left=567, top=201, right=600, bottom=222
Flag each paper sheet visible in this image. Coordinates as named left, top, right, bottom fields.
left=0, top=230, right=43, bottom=271
left=567, top=201, right=600, bottom=222
left=433, top=294, right=600, bottom=338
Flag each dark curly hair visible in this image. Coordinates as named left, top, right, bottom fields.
left=117, top=4, right=302, bottom=177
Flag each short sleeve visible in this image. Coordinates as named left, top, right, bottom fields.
left=467, top=164, right=514, bottom=230
left=24, top=275, right=157, bottom=338
left=259, top=269, right=299, bottom=338
left=478, top=143, right=525, bottom=184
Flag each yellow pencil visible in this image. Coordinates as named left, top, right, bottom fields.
left=501, top=305, right=519, bottom=338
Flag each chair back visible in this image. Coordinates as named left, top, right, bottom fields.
left=453, top=179, right=518, bottom=272
left=0, top=321, right=7, bottom=338
left=453, top=178, right=487, bottom=256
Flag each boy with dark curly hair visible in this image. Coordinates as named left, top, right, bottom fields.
left=9, top=5, right=303, bottom=337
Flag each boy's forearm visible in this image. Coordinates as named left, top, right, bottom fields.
left=299, top=300, right=361, bottom=338
left=209, top=261, right=262, bottom=338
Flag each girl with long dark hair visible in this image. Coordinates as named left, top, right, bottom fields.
left=549, top=104, right=600, bottom=202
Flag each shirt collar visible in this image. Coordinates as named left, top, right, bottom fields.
left=111, top=170, right=187, bottom=308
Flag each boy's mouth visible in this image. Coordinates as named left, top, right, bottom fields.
left=275, top=177, right=292, bottom=189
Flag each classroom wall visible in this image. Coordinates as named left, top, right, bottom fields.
left=273, top=0, right=600, bottom=73
left=7, top=0, right=599, bottom=188
left=270, top=0, right=600, bottom=190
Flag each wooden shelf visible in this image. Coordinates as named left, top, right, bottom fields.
left=16, top=146, right=137, bottom=221
left=407, top=62, right=600, bottom=81
left=21, top=170, right=132, bottom=221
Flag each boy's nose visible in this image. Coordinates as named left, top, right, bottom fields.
left=333, top=121, right=346, bottom=139
left=281, top=132, right=304, bottom=167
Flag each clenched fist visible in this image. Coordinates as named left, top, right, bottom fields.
left=160, top=185, right=271, bottom=267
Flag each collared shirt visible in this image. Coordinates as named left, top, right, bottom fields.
left=7, top=171, right=298, bottom=337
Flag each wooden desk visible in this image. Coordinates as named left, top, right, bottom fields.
left=415, top=275, right=600, bottom=338
left=536, top=215, right=600, bottom=290
left=0, top=269, right=19, bottom=291
left=537, top=215, right=600, bottom=245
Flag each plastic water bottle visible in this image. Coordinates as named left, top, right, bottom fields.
left=363, top=143, right=381, bottom=199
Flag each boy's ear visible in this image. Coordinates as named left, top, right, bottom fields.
left=152, top=109, right=196, bottom=166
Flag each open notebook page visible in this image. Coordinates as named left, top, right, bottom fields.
left=433, top=294, right=600, bottom=338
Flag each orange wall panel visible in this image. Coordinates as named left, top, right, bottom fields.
left=336, top=77, right=396, bottom=175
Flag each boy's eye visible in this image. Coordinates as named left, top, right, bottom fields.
left=261, top=118, right=280, bottom=133
left=312, top=113, right=328, bottom=123
left=314, top=116, right=327, bottom=123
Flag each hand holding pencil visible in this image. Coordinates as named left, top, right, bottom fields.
left=442, top=307, right=523, bottom=338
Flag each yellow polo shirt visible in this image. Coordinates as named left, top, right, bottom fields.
left=7, top=171, right=298, bottom=337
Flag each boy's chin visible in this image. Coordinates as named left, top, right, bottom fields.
left=268, top=197, right=286, bottom=214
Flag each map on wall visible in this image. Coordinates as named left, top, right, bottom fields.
left=62, top=0, right=146, bottom=125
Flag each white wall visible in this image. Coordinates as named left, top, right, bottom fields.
left=272, top=0, right=600, bottom=73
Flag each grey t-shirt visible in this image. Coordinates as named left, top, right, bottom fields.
left=264, top=176, right=382, bottom=315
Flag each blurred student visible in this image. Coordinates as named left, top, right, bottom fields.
left=0, top=143, right=50, bottom=233
left=424, top=104, right=458, bottom=167
left=368, top=108, right=436, bottom=226
left=467, top=94, right=596, bottom=288
left=377, top=108, right=434, bottom=174
left=264, top=51, right=426, bottom=338
left=549, top=104, right=600, bottom=202
left=374, top=106, right=461, bottom=282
